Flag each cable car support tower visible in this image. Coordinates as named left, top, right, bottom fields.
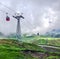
left=13, top=13, right=24, bottom=40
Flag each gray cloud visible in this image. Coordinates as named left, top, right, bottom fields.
left=0, top=0, right=60, bottom=35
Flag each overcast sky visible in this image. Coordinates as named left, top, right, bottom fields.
left=0, top=0, right=60, bottom=35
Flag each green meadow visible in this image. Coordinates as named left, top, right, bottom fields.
left=21, top=36, right=60, bottom=47
left=0, top=36, right=60, bottom=59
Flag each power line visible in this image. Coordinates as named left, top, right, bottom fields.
left=0, top=2, right=16, bottom=13
left=0, top=9, right=13, bottom=18
left=0, top=10, right=33, bottom=29
left=0, top=2, right=34, bottom=30
left=0, top=9, right=33, bottom=32
left=0, top=9, right=33, bottom=26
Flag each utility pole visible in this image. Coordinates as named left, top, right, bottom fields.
left=13, top=13, right=24, bottom=40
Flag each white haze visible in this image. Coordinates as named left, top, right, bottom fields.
left=0, top=0, right=60, bottom=35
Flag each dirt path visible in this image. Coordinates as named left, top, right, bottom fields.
left=39, top=45, right=60, bottom=52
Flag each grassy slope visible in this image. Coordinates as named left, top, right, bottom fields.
left=0, top=39, right=44, bottom=59
left=24, top=36, right=60, bottom=46
left=32, top=38, right=60, bottom=47
left=0, top=39, right=60, bottom=59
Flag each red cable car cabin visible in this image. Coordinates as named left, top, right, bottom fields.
left=6, top=16, right=10, bottom=21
